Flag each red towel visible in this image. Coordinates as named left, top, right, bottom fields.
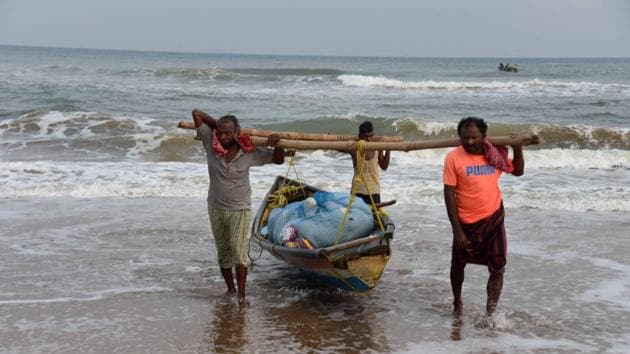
left=483, top=140, right=513, bottom=173
left=211, top=130, right=256, bottom=158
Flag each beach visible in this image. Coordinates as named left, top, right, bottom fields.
left=1, top=197, right=629, bottom=353
left=1, top=45, right=629, bottom=353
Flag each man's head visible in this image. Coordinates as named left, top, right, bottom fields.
left=358, top=121, right=375, bottom=141
left=216, top=115, right=240, bottom=149
left=457, top=117, right=487, bottom=155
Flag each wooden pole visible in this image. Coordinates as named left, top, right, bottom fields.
left=177, top=120, right=403, bottom=142
left=250, top=134, right=540, bottom=151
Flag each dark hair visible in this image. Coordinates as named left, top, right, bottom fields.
left=218, top=115, right=240, bottom=131
left=359, top=121, right=374, bottom=135
left=457, top=117, right=488, bottom=136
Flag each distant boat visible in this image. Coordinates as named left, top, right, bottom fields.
left=498, top=63, right=519, bottom=72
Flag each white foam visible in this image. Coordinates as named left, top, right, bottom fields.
left=394, top=118, right=457, bottom=137
left=0, top=286, right=171, bottom=305
left=2, top=157, right=629, bottom=212
left=338, top=75, right=630, bottom=95
left=0, top=161, right=208, bottom=198
left=525, top=148, right=630, bottom=169
left=395, top=333, right=594, bottom=354
left=0, top=111, right=166, bottom=159
left=379, top=148, right=629, bottom=170
left=608, top=334, right=630, bottom=354
left=578, top=257, right=630, bottom=311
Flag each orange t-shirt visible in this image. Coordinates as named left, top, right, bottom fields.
left=443, top=146, right=511, bottom=223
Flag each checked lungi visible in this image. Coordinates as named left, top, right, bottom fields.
left=452, top=203, right=507, bottom=273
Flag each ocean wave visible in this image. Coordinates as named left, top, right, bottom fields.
left=392, top=119, right=630, bottom=150
left=2, top=112, right=629, bottom=163
left=44, top=64, right=82, bottom=73
left=0, top=111, right=167, bottom=160
left=112, top=67, right=234, bottom=80
left=337, top=75, right=630, bottom=95
left=1, top=159, right=628, bottom=212
left=229, top=68, right=344, bottom=76
left=531, top=124, right=630, bottom=150
left=392, top=148, right=630, bottom=169
left=260, top=114, right=400, bottom=136
left=113, top=67, right=344, bottom=81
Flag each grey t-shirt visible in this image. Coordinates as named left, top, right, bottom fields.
left=198, top=124, right=274, bottom=210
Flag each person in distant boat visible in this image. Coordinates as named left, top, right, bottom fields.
left=349, top=121, right=390, bottom=205
left=499, top=62, right=504, bottom=70
left=443, top=117, right=524, bottom=317
left=189, top=109, right=286, bottom=306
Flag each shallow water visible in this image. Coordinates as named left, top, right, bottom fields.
left=1, top=197, right=628, bottom=353
left=1, top=45, right=629, bottom=353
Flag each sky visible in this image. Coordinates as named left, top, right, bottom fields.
left=1, top=0, right=629, bottom=57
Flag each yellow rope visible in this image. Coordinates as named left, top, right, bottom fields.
left=283, top=154, right=301, bottom=182
left=333, top=141, right=385, bottom=245
left=267, top=154, right=306, bottom=209
left=354, top=143, right=386, bottom=232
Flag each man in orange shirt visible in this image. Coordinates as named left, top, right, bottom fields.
left=443, top=117, right=524, bottom=317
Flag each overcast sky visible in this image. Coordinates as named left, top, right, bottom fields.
left=1, top=0, right=629, bottom=57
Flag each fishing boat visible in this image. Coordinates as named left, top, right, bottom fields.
left=498, top=63, right=519, bottom=72
left=250, top=176, right=395, bottom=292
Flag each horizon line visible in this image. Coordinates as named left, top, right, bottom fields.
left=2, top=43, right=629, bottom=60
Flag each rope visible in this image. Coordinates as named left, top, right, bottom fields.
left=333, top=141, right=385, bottom=245
left=355, top=145, right=386, bottom=232
left=249, top=153, right=308, bottom=264
left=283, top=154, right=302, bottom=183
left=249, top=155, right=305, bottom=265
left=247, top=234, right=264, bottom=267
left=267, top=154, right=307, bottom=209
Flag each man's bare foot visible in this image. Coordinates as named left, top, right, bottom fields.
left=238, top=295, right=248, bottom=307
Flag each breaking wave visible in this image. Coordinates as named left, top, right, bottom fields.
left=338, top=75, right=630, bottom=95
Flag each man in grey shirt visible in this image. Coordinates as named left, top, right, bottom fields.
left=192, top=109, right=286, bottom=306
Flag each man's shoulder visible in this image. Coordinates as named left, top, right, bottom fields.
left=445, top=146, right=465, bottom=159
left=198, top=123, right=213, bottom=133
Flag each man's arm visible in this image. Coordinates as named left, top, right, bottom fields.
left=267, top=134, right=285, bottom=164
left=511, top=145, right=524, bottom=176
left=378, top=150, right=390, bottom=170
left=192, top=109, right=217, bottom=129
left=349, top=151, right=358, bottom=168
left=444, top=185, right=468, bottom=251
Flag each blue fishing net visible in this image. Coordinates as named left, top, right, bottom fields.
left=267, top=191, right=374, bottom=248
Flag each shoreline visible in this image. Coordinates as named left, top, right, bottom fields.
left=1, top=197, right=629, bottom=352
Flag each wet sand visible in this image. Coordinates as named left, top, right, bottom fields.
left=1, top=197, right=629, bottom=353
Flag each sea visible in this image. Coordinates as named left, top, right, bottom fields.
left=1, top=45, right=629, bottom=353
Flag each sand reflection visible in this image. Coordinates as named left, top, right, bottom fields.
left=263, top=291, right=390, bottom=352
left=203, top=297, right=247, bottom=353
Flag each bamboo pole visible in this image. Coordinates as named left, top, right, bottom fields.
left=249, top=134, right=540, bottom=152
left=177, top=120, right=403, bottom=142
